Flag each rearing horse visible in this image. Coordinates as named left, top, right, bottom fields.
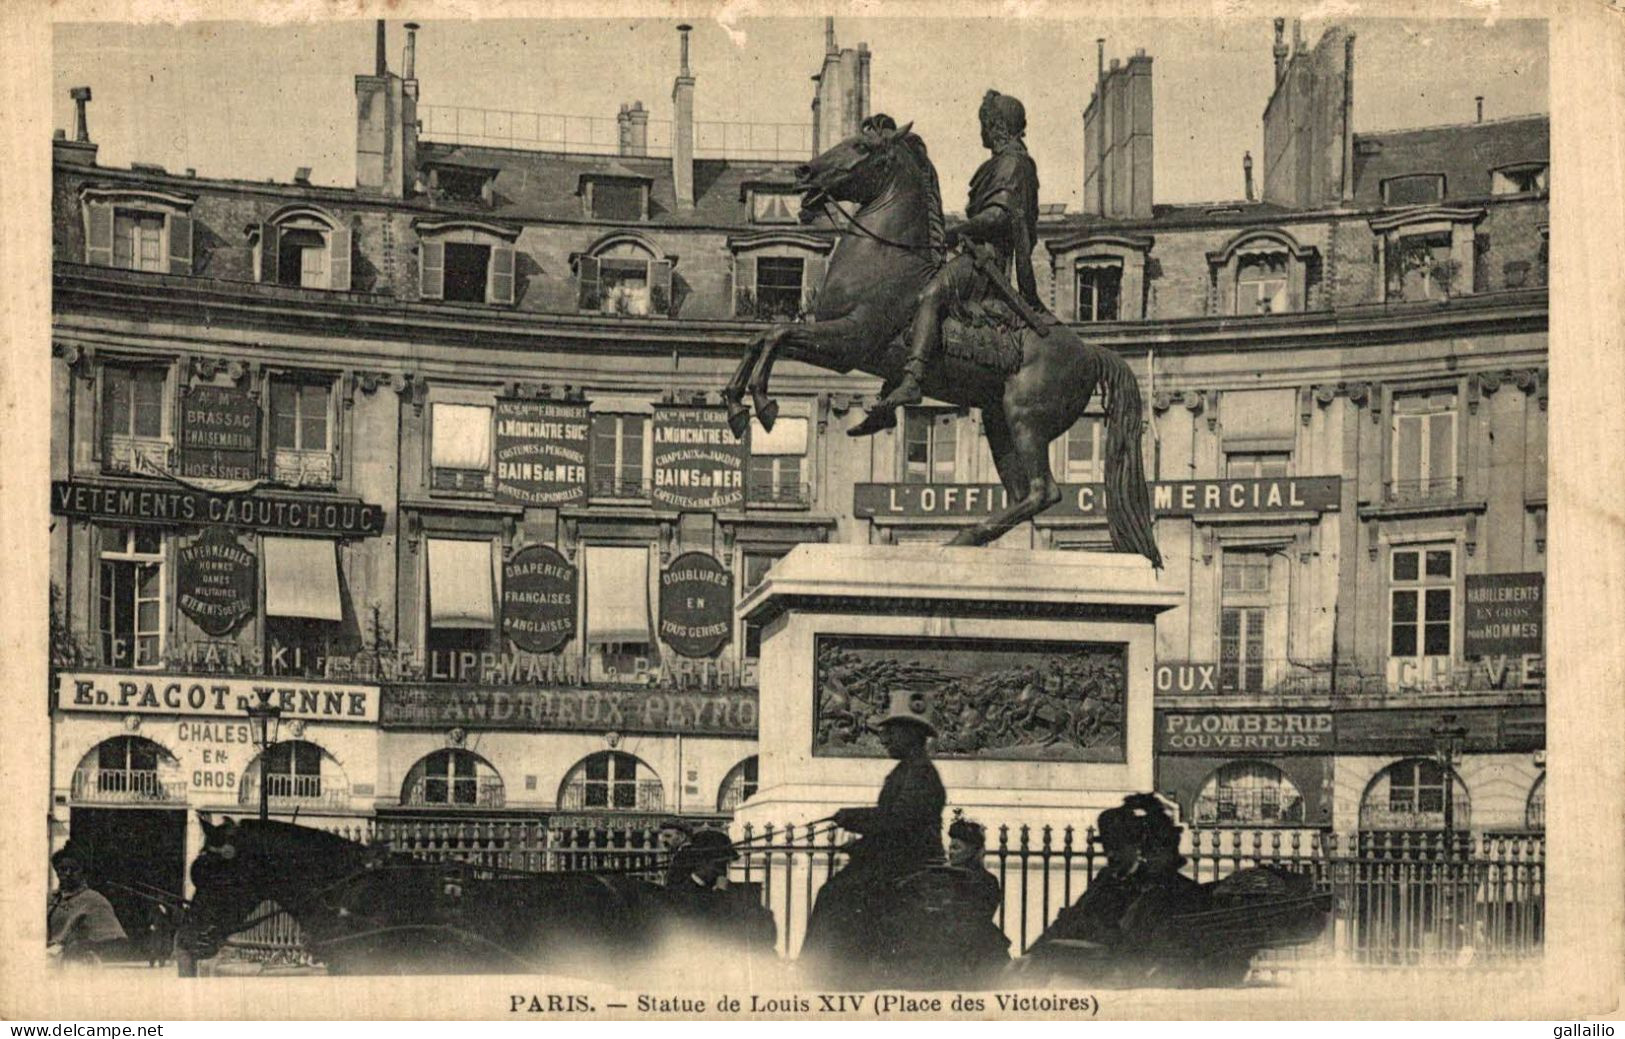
left=722, top=120, right=1160, bottom=564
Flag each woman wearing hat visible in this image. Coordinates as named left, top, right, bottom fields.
left=800, top=688, right=946, bottom=981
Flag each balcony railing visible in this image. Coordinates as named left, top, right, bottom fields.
left=102, top=435, right=172, bottom=475
left=1358, top=804, right=1472, bottom=831
left=71, top=767, right=186, bottom=806
left=238, top=773, right=352, bottom=810
left=746, top=480, right=811, bottom=506
left=271, top=448, right=336, bottom=489
left=402, top=777, right=507, bottom=809
left=590, top=473, right=651, bottom=501
left=558, top=779, right=665, bottom=813
left=430, top=467, right=493, bottom=494
left=1384, top=476, right=1463, bottom=504
left=1192, top=793, right=1308, bottom=827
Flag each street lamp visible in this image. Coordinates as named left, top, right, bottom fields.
left=1431, top=715, right=1468, bottom=860
left=246, top=688, right=283, bottom=822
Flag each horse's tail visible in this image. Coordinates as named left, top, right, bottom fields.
left=1099, top=346, right=1163, bottom=569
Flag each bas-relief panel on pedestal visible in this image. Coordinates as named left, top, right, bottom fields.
left=812, top=634, right=1127, bottom=762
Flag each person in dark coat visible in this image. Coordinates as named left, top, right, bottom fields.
left=800, top=689, right=946, bottom=978
left=660, top=829, right=775, bottom=953
left=47, top=845, right=127, bottom=965
left=940, top=816, right=1012, bottom=981
left=848, top=90, right=1044, bottom=436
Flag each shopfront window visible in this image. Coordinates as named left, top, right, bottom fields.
left=403, top=749, right=504, bottom=808
left=1360, top=758, right=1469, bottom=831
left=1193, top=761, right=1305, bottom=826
left=560, top=752, right=662, bottom=812
left=99, top=527, right=164, bottom=668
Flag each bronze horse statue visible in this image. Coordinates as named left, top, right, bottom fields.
left=722, top=120, right=1161, bottom=564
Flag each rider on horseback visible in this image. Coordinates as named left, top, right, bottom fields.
left=849, top=90, right=1044, bottom=437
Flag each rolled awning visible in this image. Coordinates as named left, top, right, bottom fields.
left=750, top=415, right=808, bottom=456
left=263, top=537, right=343, bottom=621
left=585, top=545, right=652, bottom=644
left=1221, top=388, right=1298, bottom=451
left=431, top=403, right=493, bottom=470
left=428, top=538, right=496, bottom=629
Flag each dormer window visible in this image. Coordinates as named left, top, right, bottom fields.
left=1044, top=233, right=1153, bottom=322
left=1370, top=207, right=1486, bottom=303
left=574, top=231, right=675, bottom=317
left=1381, top=174, right=1446, bottom=206
left=578, top=167, right=653, bottom=222
left=80, top=186, right=196, bottom=275
left=424, top=161, right=499, bottom=207
left=727, top=231, right=832, bottom=321
left=744, top=184, right=801, bottom=225
left=1492, top=163, right=1549, bottom=196
left=250, top=205, right=351, bottom=291
left=1205, top=229, right=1317, bottom=316
left=416, top=219, right=520, bottom=306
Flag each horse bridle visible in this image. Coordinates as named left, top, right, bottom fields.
left=814, top=137, right=942, bottom=257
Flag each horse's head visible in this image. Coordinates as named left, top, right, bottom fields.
left=178, top=813, right=364, bottom=961
left=793, top=115, right=917, bottom=223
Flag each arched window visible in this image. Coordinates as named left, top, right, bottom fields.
left=559, top=752, right=662, bottom=812
left=401, top=749, right=504, bottom=809
left=1359, top=757, right=1470, bottom=831
left=574, top=231, right=674, bottom=317
left=240, top=740, right=349, bottom=810
left=250, top=205, right=351, bottom=291
left=1205, top=229, right=1317, bottom=315
left=1525, top=773, right=1545, bottom=831
left=718, top=756, right=759, bottom=813
left=71, top=736, right=183, bottom=805
left=1193, top=761, right=1305, bottom=826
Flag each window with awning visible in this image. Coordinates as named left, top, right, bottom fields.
left=748, top=411, right=809, bottom=504
left=428, top=538, right=497, bottom=629
left=1220, top=388, right=1298, bottom=457
left=263, top=537, right=344, bottom=621
left=584, top=545, right=652, bottom=644
left=431, top=404, right=493, bottom=468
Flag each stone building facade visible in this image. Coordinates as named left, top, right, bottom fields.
left=46, top=18, right=1546, bottom=927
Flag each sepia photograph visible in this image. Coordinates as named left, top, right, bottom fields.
left=3, top=0, right=1621, bottom=1023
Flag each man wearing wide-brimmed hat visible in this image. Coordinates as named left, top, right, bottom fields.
left=800, top=688, right=947, bottom=974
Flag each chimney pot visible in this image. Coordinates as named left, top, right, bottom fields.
left=403, top=22, right=419, bottom=82
left=69, top=86, right=93, bottom=143
left=295, top=166, right=312, bottom=184
left=54, top=128, right=65, bottom=140
left=1243, top=151, right=1255, bottom=201
left=375, top=19, right=387, bottom=76
left=1475, top=95, right=1484, bottom=122
left=677, top=23, right=693, bottom=77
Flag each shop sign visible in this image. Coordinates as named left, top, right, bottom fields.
left=176, top=527, right=257, bottom=636
left=652, top=405, right=747, bottom=511
left=1158, top=711, right=1334, bottom=753
left=503, top=545, right=576, bottom=654
left=1463, top=572, right=1544, bottom=658
left=52, top=479, right=386, bottom=537
left=853, top=477, right=1340, bottom=519
left=380, top=685, right=758, bottom=736
left=179, top=385, right=259, bottom=482
left=493, top=398, right=590, bottom=507
left=1155, top=663, right=1218, bottom=694
left=170, top=719, right=255, bottom=798
left=659, top=552, right=732, bottom=658
left=1336, top=706, right=1508, bottom=755
left=57, top=672, right=379, bottom=723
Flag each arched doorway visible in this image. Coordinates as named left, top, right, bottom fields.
left=400, top=749, right=505, bottom=809
left=66, top=736, right=188, bottom=939
left=718, top=756, right=759, bottom=814
left=1358, top=757, right=1471, bottom=837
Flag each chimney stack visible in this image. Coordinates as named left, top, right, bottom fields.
left=1082, top=45, right=1153, bottom=219
left=1475, top=95, right=1484, bottom=122
left=618, top=101, right=649, bottom=156
left=810, top=21, right=871, bottom=155
left=374, top=19, right=387, bottom=77
left=1244, top=151, right=1255, bottom=201
left=56, top=87, right=99, bottom=166
left=403, top=22, right=420, bottom=89
left=1273, top=18, right=1288, bottom=83
left=671, top=24, right=696, bottom=209
left=825, top=17, right=837, bottom=55
left=356, top=21, right=409, bottom=197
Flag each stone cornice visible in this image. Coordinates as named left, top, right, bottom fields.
left=53, top=263, right=1547, bottom=362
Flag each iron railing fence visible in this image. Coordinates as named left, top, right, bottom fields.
left=70, top=767, right=187, bottom=806
left=228, top=819, right=1541, bottom=975
left=419, top=105, right=813, bottom=161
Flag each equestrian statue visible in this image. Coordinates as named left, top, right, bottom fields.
left=722, top=91, right=1160, bottom=564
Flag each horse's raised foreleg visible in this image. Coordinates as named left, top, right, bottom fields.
left=948, top=409, right=1059, bottom=547
left=747, top=324, right=794, bottom=432
left=724, top=333, right=764, bottom=439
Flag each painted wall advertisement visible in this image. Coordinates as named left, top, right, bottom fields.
left=52, top=480, right=386, bottom=536
left=652, top=405, right=747, bottom=511
left=1463, top=572, right=1544, bottom=658
left=380, top=685, right=758, bottom=736
left=179, top=385, right=259, bottom=482
left=493, top=398, right=590, bottom=507
left=503, top=544, right=577, bottom=653
left=57, top=672, right=380, bottom=723
left=659, top=552, right=732, bottom=658
left=1157, top=711, right=1335, bottom=753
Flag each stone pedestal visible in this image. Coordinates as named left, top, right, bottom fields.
left=733, top=544, right=1180, bottom=836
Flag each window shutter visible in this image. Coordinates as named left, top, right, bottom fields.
left=649, top=259, right=673, bottom=316
left=420, top=239, right=445, bottom=300
left=801, top=254, right=826, bottom=314
left=327, top=226, right=352, bottom=291
left=167, top=213, right=194, bottom=274
left=257, top=222, right=281, bottom=284
left=84, top=202, right=114, bottom=266
left=576, top=255, right=601, bottom=311
left=487, top=243, right=515, bottom=304
left=733, top=255, right=756, bottom=316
